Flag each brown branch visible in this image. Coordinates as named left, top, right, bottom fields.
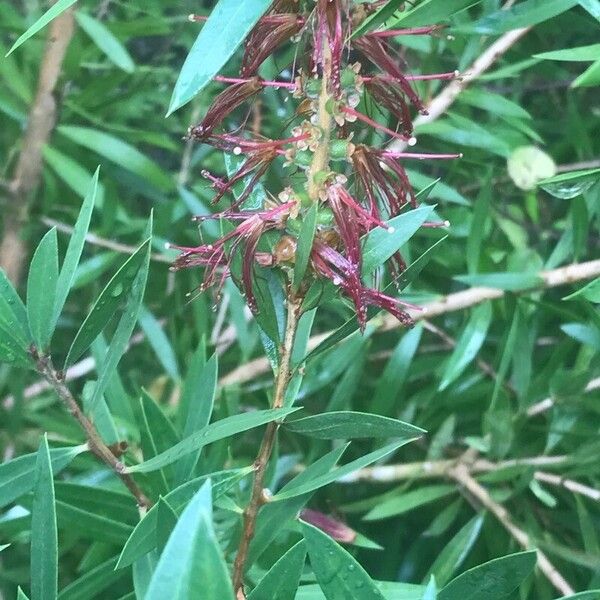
left=43, top=217, right=173, bottom=263
left=449, top=463, right=575, bottom=596
left=0, top=4, right=75, bottom=285
left=335, top=455, right=568, bottom=484
left=34, top=352, right=151, bottom=509
left=231, top=295, right=302, bottom=596
left=527, top=376, right=600, bottom=417
left=219, top=258, right=600, bottom=388
left=535, top=471, right=600, bottom=502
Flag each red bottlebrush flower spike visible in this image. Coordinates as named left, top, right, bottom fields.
left=171, top=3, right=461, bottom=331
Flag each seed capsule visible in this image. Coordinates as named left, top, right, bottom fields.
left=274, top=235, right=297, bottom=264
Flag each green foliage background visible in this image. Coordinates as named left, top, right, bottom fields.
left=0, top=1, right=599, bottom=599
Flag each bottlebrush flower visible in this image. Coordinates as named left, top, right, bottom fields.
left=170, top=0, right=461, bottom=330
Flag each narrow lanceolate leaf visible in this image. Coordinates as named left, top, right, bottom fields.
left=563, top=277, right=600, bottom=302
left=126, top=407, right=299, bottom=474
left=167, top=0, right=272, bottom=115
left=273, top=441, right=415, bottom=501
left=31, top=435, right=58, bottom=600
left=0, top=445, right=86, bottom=509
left=301, top=521, right=386, bottom=600
left=535, top=43, right=600, bottom=62
left=364, top=485, right=456, bottom=521
left=439, top=303, right=493, bottom=391
left=52, top=167, right=99, bottom=330
left=0, top=268, right=30, bottom=346
left=65, top=238, right=151, bottom=366
left=88, top=223, right=152, bottom=412
left=423, top=577, right=438, bottom=600
left=57, top=126, right=173, bottom=192
left=175, top=353, right=218, bottom=483
left=75, top=13, right=135, bottom=72
left=459, top=0, right=580, bottom=34
left=17, top=589, right=31, bottom=600
left=285, top=411, right=425, bottom=440
left=248, top=540, right=306, bottom=600
left=56, top=556, right=122, bottom=600
left=138, top=306, right=180, bottom=379
left=438, top=551, right=537, bottom=600
left=145, top=481, right=235, bottom=600
left=293, top=202, right=318, bottom=293
left=6, top=0, right=78, bottom=55
left=454, top=272, right=542, bottom=291
left=117, top=469, right=251, bottom=569
left=425, top=516, right=484, bottom=587
left=578, top=0, right=600, bottom=19
left=361, top=205, right=435, bottom=275
left=386, top=0, right=483, bottom=29
left=27, top=228, right=59, bottom=351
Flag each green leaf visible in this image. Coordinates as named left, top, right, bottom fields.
left=138, top=390, right=180, bottom=495
left=351, top=0, right=404, bottom=37
left=438, top=551, right=537, bottom=600
left=296, top=582, right=425, bottom=600
left=371, top=324, right=423, bottom=416
left=439, top=303, right=493, bottom=390
left=573, top=58, right=600, bottom=87
left=0, top=445, right=86, bottom=509
left=579, top=0, right=600, bottom=19
left=27, top=228, right=59, bottom=351
left=65, top=239, right=150, bottom=366
left=425, top=516, right=484, bottom=587
left=301, top=521, right=386, bottom=600
left=156, top=497, right=178, bottom=551
left=6, top=0, right=78, bottom=55
left=167, top=0, right=273, bottom=115
left=52, top=167, right=99, bottom=329
left=224, top=153, right=266, bottom=210
left=57, top=556, right=124, bottom=600
left=535, top=43, right=600, bottom=61
left=285, top=412, right=425, bottom=440
left=175, top=353, right=218, bottom=483
left=145, top=480, right=235, bottom=600
left=0, top=267, right=30, bottom=346
left=361, top=205, right=435, bottom=276
left=557, top=593, right=600, bottom=600
left=454, top=272, right=542, bottom=291
left=75, top=12, right=134, bottom=72
left=459, top=90, right=531, bottom=120
left=422, top=577, right=437, bottom=600
left=459, top=0, right=580, bottom=34
left=273, top=441, right=415, bottom=502
left=563, top=277, right=600, bottom=302
left=248, top=540, right=306, bottom=600
left=364, top=485, right=456, bottom=521
left=57, top=126, right=173, bottom=192
left=117, top=469, right=251, bottom=569
left=126, top=407, right=299, bottom=473
left=293, top=202, right=318, bottom=293
left=138, top=306, right=180, bottom=379
left=31, top=435, right=58, bottom=600
left=387, top=0, right=483, bottom=29
left=538, top=168, right=600, bottom=199
left=17, top=588, right=31, bottom=600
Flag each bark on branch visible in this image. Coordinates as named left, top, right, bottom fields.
left=0, top=5, right=75, bottom=285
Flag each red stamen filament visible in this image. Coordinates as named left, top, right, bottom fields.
left=215, top=76, right=296, bottom=90
left=342, top=107, right=415, bottom=143
left=367, top=26, right=444, bottom=37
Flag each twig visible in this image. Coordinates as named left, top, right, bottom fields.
left=231, top=296, right=302, bottom=595
left=34, top=352, right=151, bottom=509
left=388, top=26, right=531, bottom=154
left=219, top=258, right=600, bottom=387
left=43, top=217, right=172, bottom=263
left=527, top=377, right=600, bottom=417
left=0, top=3, right=75, bottom=285
left=335, top=455, right=568, bottom=483
left=449, top=463, right=575, bottom=596
left=535, top=471, right=600, bottom=502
